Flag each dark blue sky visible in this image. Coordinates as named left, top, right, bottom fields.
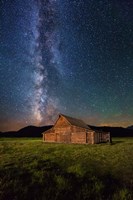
left=0, top=0, right=133, bottom=131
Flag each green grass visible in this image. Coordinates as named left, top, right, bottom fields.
left=0, top=138, right=133, bottom=200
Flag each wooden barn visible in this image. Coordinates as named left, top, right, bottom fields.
left=42, top=114, right=111, bottom=144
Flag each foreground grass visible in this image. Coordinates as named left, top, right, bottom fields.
left=0, top=138, right=133, bottom=200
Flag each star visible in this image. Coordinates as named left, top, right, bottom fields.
left=0, top=0, right=133, bottom=131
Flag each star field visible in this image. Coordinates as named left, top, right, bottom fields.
left=0, top=0, right=133, bottom=131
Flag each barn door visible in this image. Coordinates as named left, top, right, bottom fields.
left=56, top=132, right=71, bottom=143
left=61, top=132, right=71, bottom=143
left=87, top=132, right=91, bottom=144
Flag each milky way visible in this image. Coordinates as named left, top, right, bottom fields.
left=32, top=0, right=60, bottom=125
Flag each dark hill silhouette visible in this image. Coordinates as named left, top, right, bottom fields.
left=127, top=125, right=133, bottom=130
left=17, top=125, right=52, bottom=137
left=0, top=125, right=132, bottom=138
left=89, top=125, right=133, bottom=137
left=0, top=131, right=17, bottom=137
left=0, top=125, right=52, bottom=138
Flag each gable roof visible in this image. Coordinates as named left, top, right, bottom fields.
left=60, top=114, right=90, bottom=129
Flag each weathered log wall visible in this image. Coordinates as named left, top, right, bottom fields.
left=56, top=132, right=71, bottom=143
left=55, top=116, right=70, bottom=127
left=44, top=132, right=55, bottom=142
left=71, top=132, right=86, bottom=143
left=44, top=130, right=110, bottom=144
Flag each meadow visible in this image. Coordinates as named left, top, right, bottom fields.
left=0, top=137, right=133, bottom=200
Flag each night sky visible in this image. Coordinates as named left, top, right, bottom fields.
left=0, top=0, right=133, bottom=131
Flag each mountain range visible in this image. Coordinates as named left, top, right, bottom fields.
left=89, top=125, right=133, bottom=137
left=0, top=125, right=132, bottom=138
left=127, top=125, right=133, bottom=130
left=0, top=125, right=52, bottom=138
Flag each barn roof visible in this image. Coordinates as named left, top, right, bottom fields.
left=60, top=114, right=90, bottom=129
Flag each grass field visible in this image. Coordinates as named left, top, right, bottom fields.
left=0, top=138, right=133, bottom=200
